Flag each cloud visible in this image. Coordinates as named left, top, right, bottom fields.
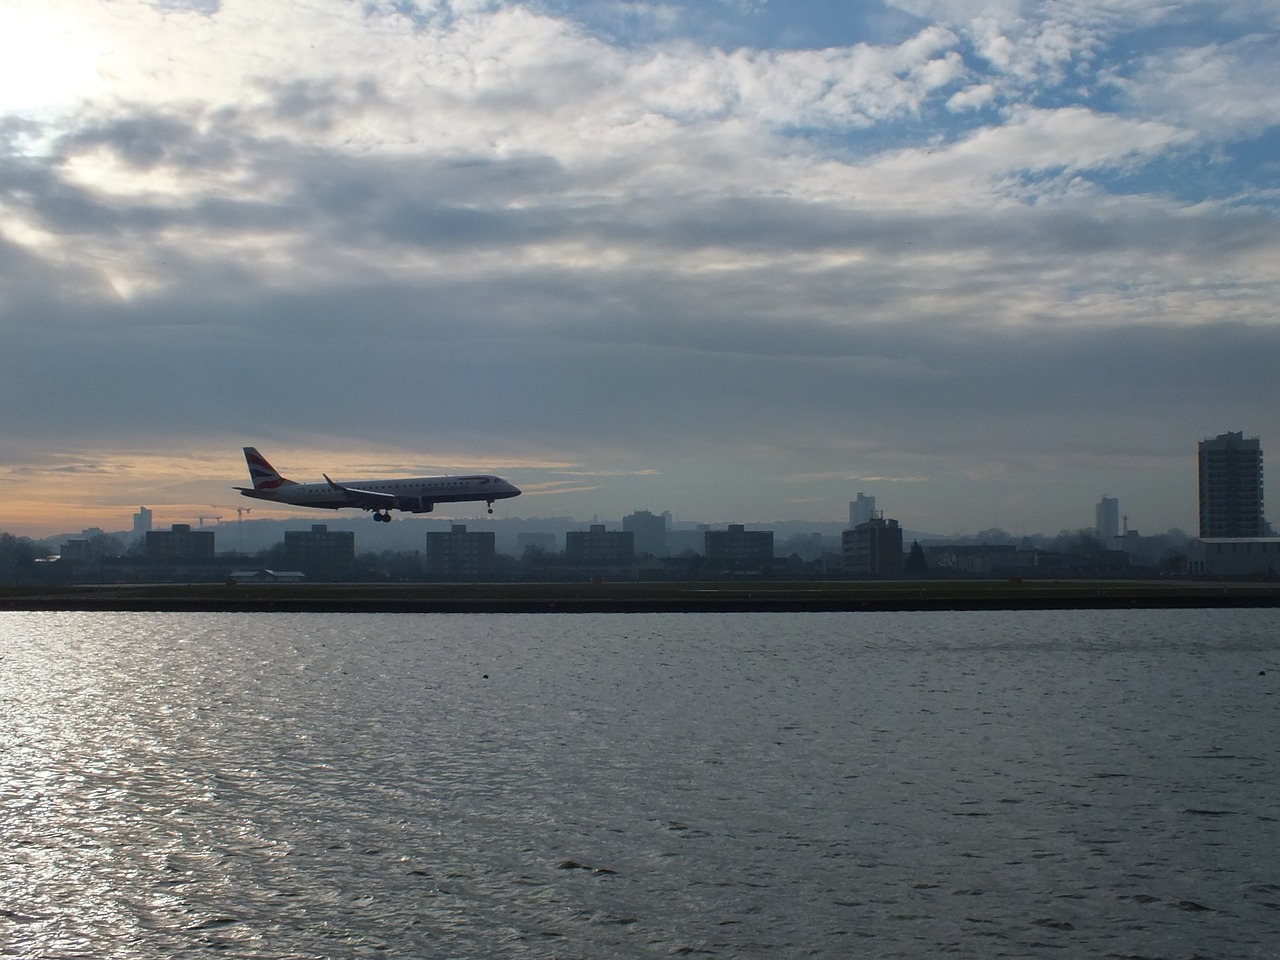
left=954, top=105, right=1193, bottom=179
left=947, top=82, right=996, bottom=112
left=1115, top=35, right=1280, bottom=138
left=0, top=0, right=1278, bottom=537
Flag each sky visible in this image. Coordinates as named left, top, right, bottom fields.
left=1, top=0, right=1278, bottom=539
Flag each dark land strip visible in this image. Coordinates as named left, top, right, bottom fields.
left=3, top=580, right=1279, bottom=613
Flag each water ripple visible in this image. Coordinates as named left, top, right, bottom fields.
left=1, top=609, right=1277, bottom=958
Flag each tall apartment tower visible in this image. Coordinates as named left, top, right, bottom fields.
left=565, top=525, right=634, bottom=565
left=284, top=523, right=356, bottom=580
left=850, top=493, right=876, bottom=527
left=1198, top=432, right=1265, bottom=538
left=1095, top=496, right=1119, bottom=543
left=704, top=524, right=774, bottom=568
left=132, top=506, right=153, bottom=538
left=842, top=516, right=904, bottom=576
left=623, top=510, right=669, bottom=557
left=426, top=524, right=496, bottom=579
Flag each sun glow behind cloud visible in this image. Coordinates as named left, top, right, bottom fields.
left=0, top=3, right=103, bottom=117
left=1, top=0, right=1278, bottom=538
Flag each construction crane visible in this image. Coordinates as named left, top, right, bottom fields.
left=196, top=515, right=222, bottom=528
left=154, top=513, right=199, bottom=525
left=212, top=505, right=252, bottom=551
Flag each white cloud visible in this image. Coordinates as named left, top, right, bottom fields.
left=956, top=105, right=1193, bottom=175
left=948, top=82, right=996, bottom=111
left=53, top=3, right=965, bottom=147
left=1115, top=36, right=1280, bottom=137
left=2, top=0, right=1279, bottom=536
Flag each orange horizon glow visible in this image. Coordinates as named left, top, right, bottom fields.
left=0, top=444, right=592, bottom=541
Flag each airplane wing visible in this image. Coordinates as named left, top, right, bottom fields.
left=324, top=475, right=398, bottom=510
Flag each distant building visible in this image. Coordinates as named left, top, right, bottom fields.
left=1112, top=529, right=1142, bottom=563
left=516, top=531, right=558, bottom=556
left=565, top=525, right=634, bottom=565
left=843, top=517, right=903, bottom=576
left=229, top=569, right=306, bottom=583
left=426, top=524, right=496, bottom=579
left=59, top=539, right=93, bottom=563
left=132, top=506, right=153, bottom=539
left=850, top=493, right=876, bottom=527
left=925, top=543, right=1023, bottom=576
left=1096, top=496, right=1120, bottom=543
left=704, top=525, right=774, bottom=568
left=145, top=523, right=215, bottom=561
left=1198, top=432, right=1266, bottom=538
left=623, top=510, right=669, bottom=557
left=666, top=525, right=709, bottom=557
left=283, top=523, right=355, bottom=580
left=1187, top=538, right=1280, bottom=578
left=779, top=532, right=827, bottom=562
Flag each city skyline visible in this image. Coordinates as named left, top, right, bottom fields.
left=2, top=1, right=1278, bottom=539
left=2, top=430, right=1265, bottom=541
left=10, top=470, right=1224, bottom=549
left=0, top=425, right=1266, bottom=545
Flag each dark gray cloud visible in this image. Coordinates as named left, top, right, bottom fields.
left=5, top=249, right=1276, bottom=455
left=1, top=0, right=1277, bottom=534
left=60, top=114, right=209, bottom=170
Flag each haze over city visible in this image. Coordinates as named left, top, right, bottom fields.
left=2, top=0, right=1278, bottom=540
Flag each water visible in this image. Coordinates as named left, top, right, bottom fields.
left=1, top=609, right=1277, bottom=959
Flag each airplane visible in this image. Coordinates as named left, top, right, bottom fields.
left=235, top=447, right=521, bottom=522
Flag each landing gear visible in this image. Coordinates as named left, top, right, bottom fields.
left=487, top=501, right=494, bottom=515
left=374, top=511, right=391, bottom=522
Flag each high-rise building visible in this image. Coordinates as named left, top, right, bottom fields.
left=565, top=525, right=634, bottom=565
left=850, top=493, right=876, bottom=527
left=283, top=523, right=355, bottom=579
left=704, top=524, right=774, bottom=567
left=145, top=523, right=215, bottom=560
left=623, top=510, right=669, bottom=557
left=426, top=524, right=496, bottom=579
left=1095, top=496, right=1119, bottom=543
left=842, top=516, right=903, bottom=576
left=1198, top=432, right=1265, bottom=538
left=132, top=506, right=153, bottom=539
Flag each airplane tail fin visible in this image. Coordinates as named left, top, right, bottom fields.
left=243, top=447, right=298, bottom=490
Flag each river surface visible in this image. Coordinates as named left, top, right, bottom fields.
left=1, top=609, right=1277, bottom=959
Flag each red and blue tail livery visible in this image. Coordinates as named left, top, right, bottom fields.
left=235, top=446, right=520, bottom=522
left=244, top=447, right=297, bottom=491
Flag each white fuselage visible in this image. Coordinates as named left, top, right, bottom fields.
left=239, top=474, right=521, bottom=513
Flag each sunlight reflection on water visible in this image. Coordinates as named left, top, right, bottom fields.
left=1, top=609, right=1277, bottom=958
